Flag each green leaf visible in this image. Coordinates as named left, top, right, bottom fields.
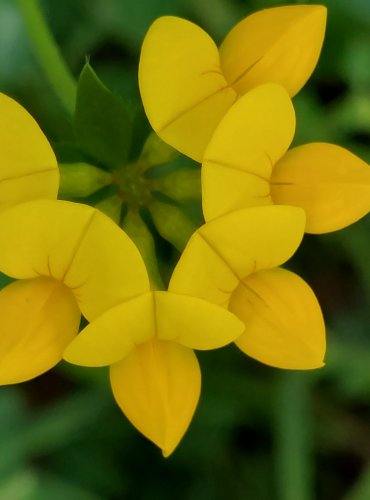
left=74, top=63, right=132, bottom=170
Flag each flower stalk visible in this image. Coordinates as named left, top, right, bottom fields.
left=274, top=372, right=314, bottom=500
left=16, top=0, right=76, bottom=115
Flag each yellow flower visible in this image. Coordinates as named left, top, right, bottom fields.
left=64, top=285, right=244, bottom=456
left=0, top=79, right=242, bottom=457
left=139, top=5, right=327, bottom=161
left=201, top=83, right=370, bottom=233
left=0, top=93, right=59, bottom=210
left=0, top=199, right=148, bottom=384
left=169, top=205, right=326, bottom=370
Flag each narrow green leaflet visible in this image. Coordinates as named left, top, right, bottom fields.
left=153, top=167, right=201, bottom=202
left=58, top=162, right=112, bottom=198
left=74, top=64, right=133, bottom=170
left=122, top=210, right=164, bottom=289
left=149, top=199, right=197, bottom=252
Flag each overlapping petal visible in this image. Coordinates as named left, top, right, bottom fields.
left=110, top=339, right=201, bottom=457
left=139, top=7, right=326, bottom=162
left=63, top=292, right=154, bottom=366
left=271, top=143, right=370, bottom=233
left=219, top=5, right=327, bottom=97
left=0, top=200, right=150, bottom=320
left=0, top=93, right=58, bottom=210
left=169, top=205, right=305, bottom=306
left=154, top=292, right=244, bottom=349
left=201, top=89, right=369, bottom=234
left=229, top=268, right=326, bottom=369
left=139, top=16, right=236, bottom=162
left=0, top=277, right=80, bottom=385
left=202, top=83, right=295, bottom=221
left=64, top=291, right=244, bottom=366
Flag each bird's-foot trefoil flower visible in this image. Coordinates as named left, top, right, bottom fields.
left=201, top=83, right=370, bottom=233
left=170, top=205, right=326, bottom=370
left=139, top=5, right=327, bottom=161
left=0, top=79, right=244, bottom=457
left=64, top=273, right=245, bottom=456
left=0, top=92, right=59, bottom=210
left=0, top=199, right=149, bottom=384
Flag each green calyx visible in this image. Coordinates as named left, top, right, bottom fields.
left=112, top=161, right=153, bottom=208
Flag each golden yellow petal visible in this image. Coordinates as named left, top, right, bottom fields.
left=170, top=205, right=305, bottom=307
left=169, top=228, right=239, bottom=307
left=63, top=292, right=154, bottom=367
left=64, top=288, right=244, bottom=367
left=154, top=291, right=244, bottom=349
left=271, top=143, right=370, bottom=233
left=110, top=339, right=201, bottom=456
left=63, top=205, right=150, bottom=320
left=139, top=16, right=236, bottom=161
left=230, top=268, right=326, bottom=369
left=0, top=93, right=58, bottom=210
left=202, top=83, right=295, bottom=221
left=0, top=277, right=80, bottom=385
left=0, top=200, right=150, bottom=320
left=220, top=5, right=327, bottom=97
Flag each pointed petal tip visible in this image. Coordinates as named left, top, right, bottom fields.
left=231, top=268, right=326, bottom=370
left=220, top=4, right=328, bottom=97
left=110, top=340, right=200, bottom=457
left=162, top=446, right=176, bottom=458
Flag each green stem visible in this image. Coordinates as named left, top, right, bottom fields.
left=274, top=372, right=314, bottom=500
left=16, top=0, right=76, bottom=115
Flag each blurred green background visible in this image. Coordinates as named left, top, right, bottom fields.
left=0, top=0, right=369, bottom=499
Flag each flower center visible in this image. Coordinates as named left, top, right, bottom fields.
left=113, top=161, right=153, bottom=209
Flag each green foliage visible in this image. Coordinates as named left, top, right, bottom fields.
left=74, top=64, right=133, bottom=170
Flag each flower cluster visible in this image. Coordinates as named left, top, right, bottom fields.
left=0, top=5, right=369, bottom=456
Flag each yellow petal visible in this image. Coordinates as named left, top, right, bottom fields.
left=220, top=5, right=327, bottom=97
left=0, top=277, right=80, bottom=385
left=154, top=291, right=244, bottom=349
left=64, top=292, right=154, bottom=367
left=202, top=83, right=295, bottom=221
left=0, top=200, right=150, bottom=320
left=170, top=205, right=305, bottom=306
left=110, top=339, right=201, bottom=457
left=64, top=290, right=244, bottom=366
left=139, top=16, right=237, bottom=161
left=271, top=143, right=370, bottom=233
left=0, top=93, right=58, bottom=210
left=63, top=205, right=150, bottom=320
left=230, top=268, right=326, bottom=369
left=169, top=228, right=239, bottom=307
